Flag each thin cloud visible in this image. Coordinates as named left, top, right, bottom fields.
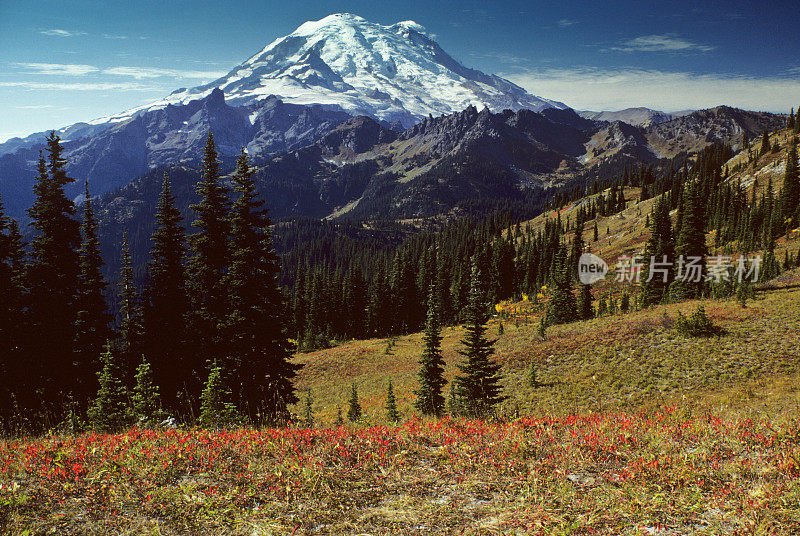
left=557, top=19, right=577, bottom=28
left=469, top=52, right=529, bottom=65
left=0, top=81, right=161, bottom=91
left=608, top=34, right=714, bottom=53
left=15, top=63, right=99, bottom=76
left=103, top=66, right=226, bottom=79
left=16, top=104, right=55, bottom=109
left=40, top=29, right=87, bottom=37
left=102, top=33, right=129, bottom=40
left=12, top=62, right=225, bottom=80
left=504, top=67, right=800, bottom=113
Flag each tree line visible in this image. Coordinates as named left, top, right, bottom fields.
left=0, top=133, right=297, bottom=433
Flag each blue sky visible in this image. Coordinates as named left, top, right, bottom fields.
left=2, top=0, right=799, bottom=141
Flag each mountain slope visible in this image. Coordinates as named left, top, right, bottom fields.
left=95, top=13, right=566, bottom=128
left=0, top=91, right=351, bottom=221
left=578, top=107, right=687, bottom=127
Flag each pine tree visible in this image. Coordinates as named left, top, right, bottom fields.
left=760, top=131, right=771, bottom=155
left=74, top=183, right=112, bottom=402
left=453, top=261, right=504, bottom=417
left=0, top=196, right=25, bottom=426
left=547, top=248, right=578, bottom=325
left=131, top=357, right=164, bottom=427
left=578, top=283, right=593, bottom=320
left=347, top=383, right=362, bottom=422
left=780, top=142, right=799, bottom=230
left=303, top=391, right=314, bottom=428
left=187, top=133, right=231, bottom=373
left=641, top=197, right=675, bottom=306
left=198, top=361, right=239, bottom=429
left=143, top=173, right=189, bottom=411
left=25, top=134, right=82, bottom=415
left=335, top=407, right=344, bottom=427
left=385, top=379, right=400, bottom=423
left=87, top=344, right=130, bottom=433
left=118, top=232, right=142, bottom=375
left=414, top=284, right=447, bottom=417
left=225, top=149, right=299, bottom=425
left=670, top=184, right=706, bottom=301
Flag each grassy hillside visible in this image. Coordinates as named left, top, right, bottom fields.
left=291, top=274, right=800, bottom=428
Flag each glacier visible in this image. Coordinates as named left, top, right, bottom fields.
left=93, top=13, right=566, bottom=128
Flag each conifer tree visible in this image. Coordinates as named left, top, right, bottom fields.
left=225, top=149, right=299, bottom=424
left=0, top=196, right=25, bottom=425
left=144, top=173, right=189, bottom=410
left=347, top=383, right=362, bottom=422
left=453, top=261, right=504, bottom=417
left=25, top=134, right=82, bottom=413
left=780, top=142, right=799, bottom=230
left=760, top=131, right=771, bottom=155
left=568, top=220, right=584, bottom=277
left=303, top=391, right=314, bottom=428
left=87, top=344, right=130, bottom=433
left=414, top=284, right=446, bottom=417
left=198, top=361, right=239, bottom=429
left=187, top=133, right=231, bottom=371
left=385, top=379, right=400, bottom=423
left=641, top=197, right=675, bottom=306
left=74, top=183, right=112, bottom=401
left=547, top=248, right=578, bottom=325
left=578, top=283, right=593, bottom=320
left=118, top=232, right=142, bottom=374
left=670, top=184, right=706, bottom=301
left=131, top=357, right=164, bottom=427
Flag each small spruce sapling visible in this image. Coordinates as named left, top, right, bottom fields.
left=385, top=379, right=400, bottom=423
left=347, top=383, right=362, bottom=422
left=198, top=361, right=239, bottom=429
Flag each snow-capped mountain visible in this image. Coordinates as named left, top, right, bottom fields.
left=96, top=13, right=566, bottom=128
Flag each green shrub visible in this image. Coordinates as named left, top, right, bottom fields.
left=675, top=306, right=723, bottom=337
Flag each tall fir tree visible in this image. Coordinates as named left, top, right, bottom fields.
left=225, top=149, right=299, bottom=425
left=453, top=260, right=504, bottom=417
left=671, top=183, right=707, bottom=300
left=187, top=133, right=231, bottom=375
left=0, top=195, right=25, bottom=426
left=74, top=183, right=112, bottom=404
left=144, top=173, right=189, bottom=413
left=414, top=284, right=447, bottom=417
left=578, top=283, right=593, bottom=320
left=779, top=142, right=799, bottom=230
left=118, top=231, right=143, bottom=376
left=640, top=197, right=675, bottom=306
left=25, top=133, right=82, bottom=417
left=547, top=247, right=578, bottom=325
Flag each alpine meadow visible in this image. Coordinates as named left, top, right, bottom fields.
left=1, top=4, right=800, bottom=534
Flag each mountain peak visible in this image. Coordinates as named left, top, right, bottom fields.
left=101, top=14, right=565, bottom=128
